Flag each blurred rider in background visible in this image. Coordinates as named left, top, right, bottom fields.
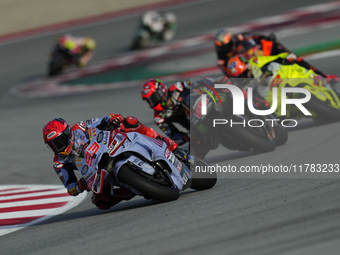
left=141, top=78, right=190, bottom=146
left=42, top=114, right=178, bottom=209
left=141, top=11, right=177, bottom=41
left=214, top=28, right=338, bottom=83
left=57, top=34, right=96, bottom=67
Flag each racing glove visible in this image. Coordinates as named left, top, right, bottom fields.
left=76, top=178, right=89, bottom=193
left=119, top=116, right=140, bottom=133
left=97, top=114, right=124, bottom=130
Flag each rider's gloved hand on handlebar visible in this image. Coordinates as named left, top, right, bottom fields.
left=97, top=114, right=124, bottom=130
left=156, top=136, right=178, bottom=152
left=76, top=177, right=89, bottom=193
left=108, top=114, right=124, bottom=126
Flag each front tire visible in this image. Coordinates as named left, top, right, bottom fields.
left=220, top=122, right=276, bottom=152
left=117, top=163, right=180, bottom=202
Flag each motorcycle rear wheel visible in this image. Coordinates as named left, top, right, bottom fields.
left=274, top=125, right=288, bottom=146
left=220, top=122, right=276, bottom=152
left=117, top=163, right=180, bottom=202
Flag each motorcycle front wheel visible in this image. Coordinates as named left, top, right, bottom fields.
left=117, top=163, right=180, bottom=202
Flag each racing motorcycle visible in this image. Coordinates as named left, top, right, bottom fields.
left=75, top=126, right=217, bottom=204
left=186, top=80, right=288, bottom=157
left=47, top=42, right=81, bottom=76
left=255, top=67, right=340, bottom=122
left=130, top=26, right=158, bottom=50
left=130, top=24, right=174, bottom=50
left=130, top=11, right=176, bottom=50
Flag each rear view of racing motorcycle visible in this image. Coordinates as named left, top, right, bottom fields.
left=77, top=124, right=216, bottom=204
left=48, top=34, right=96, bottom=76
left=48, top=42, right=73, bottom=76
left=246, top=53, right=340, bottom=122
left=130, top=11, right=177, bottom=50
left=187, top=78, right=288, bottom=158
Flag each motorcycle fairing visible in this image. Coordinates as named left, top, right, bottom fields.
left=264, top=64, right=340, bottom=116
left=111, top=132, right=184, bottom=191
left=91, top=169, right=107, bottom=194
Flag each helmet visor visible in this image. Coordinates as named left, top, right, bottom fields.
left=46, top=127, right=71, bottom=153
left=145, top=89, right=166, bottom=108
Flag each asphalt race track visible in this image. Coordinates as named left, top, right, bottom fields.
left=1, top=0, right=340, bottom=254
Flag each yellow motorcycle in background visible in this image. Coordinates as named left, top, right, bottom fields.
left=249, top=54, right=340, bottom=122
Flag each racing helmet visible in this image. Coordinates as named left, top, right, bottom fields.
left=214, top=29, right=234, bottom=54
left=227, top=55, right=252, bottom=78
left=141, top=78, right=168, bottom=111
left=43, top=118, right=74, bottom=155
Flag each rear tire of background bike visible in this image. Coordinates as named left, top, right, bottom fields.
left=274, top=126, right=288, bottom=146
left=117, top=164, right=180, bottom=202
left=304, top=95, right=340, bottom=122
left=190, top=158, right=217, bottom=191
left=221, top=125, right=276, bottom=152
left=130, top=38, right=142, bottom=50
left=190, top=172, right=217, bottom=191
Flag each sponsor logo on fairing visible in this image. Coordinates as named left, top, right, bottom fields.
left=77, top=121, right=86, bottom=131
left=164, top=148, right=170, bottom=158
left=107, top=133, right=127, bottom=156
left=182, top=173, right=189, bottom=185
left=173, top=91, right=180, bottom=100
left=174, top=82, right=184, bottom=92
left=53, top=162, right=63, bottom=169
left=103, top=132, right=108, bottom=144
left=81, top=165, right=89, bottom=175
left=96, top=132, right=103, bottom=143
left=176, top=161, right=182, bottom=173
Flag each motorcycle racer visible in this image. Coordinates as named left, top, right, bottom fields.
left=140, top=11, right=177, bottom=41
left=141, top=77, right=241, bottom=158
left=226, top=53, right=339, bottom=117
left=43, top=114, right=178, bottom=209
left=214, top=28, right=338, bottom=83
left=141, top=78, right=190, bottom=146
left=56, top=34, right=96, bottom=67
